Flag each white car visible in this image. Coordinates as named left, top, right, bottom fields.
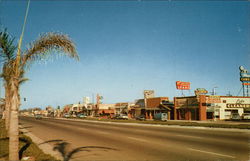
left=115, top=114, right=128, bottom=120
left=242, top=113, right=250, bottom=120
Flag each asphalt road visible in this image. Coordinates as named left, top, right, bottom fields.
left=19, top=117, right=250, bottom=161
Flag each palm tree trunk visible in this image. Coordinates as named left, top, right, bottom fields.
left=5, top=85, right=10, bottom=131
left=9, top=79, right=19, bottom=161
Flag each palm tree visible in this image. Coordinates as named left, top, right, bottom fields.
left=0, top=29, right=79, bottom=160
left=0, top=29, right=17, bottom=131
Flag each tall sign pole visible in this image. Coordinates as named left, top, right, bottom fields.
left=239, top=66, right=250, bottom=96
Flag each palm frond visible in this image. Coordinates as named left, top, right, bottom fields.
left=22, top=32, right=79, bottom=65
left=1, top=61, right=14, bottom=82
left=0, top=28, right=17, bottom=62
left=19, top=77, right=29, bottom=85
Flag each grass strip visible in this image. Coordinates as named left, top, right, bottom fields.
left=0, top=120, right=59, bottom=161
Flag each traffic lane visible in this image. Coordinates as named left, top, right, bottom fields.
left=20, top=117, right=237, bottom=161
left=34, top=117, right=249, bottom=151
left=20, top=117, right=248, bottom=160
left=20, top=117, right=195, bottom=160
left=36, top=118, right=248, bottom=160
left=46, top=117, right=249, bottom=142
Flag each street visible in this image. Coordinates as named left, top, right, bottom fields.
left=20, top=116, right=250, bottom=161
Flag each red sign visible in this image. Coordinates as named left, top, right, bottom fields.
left=176, top=81, right=190, bottom=90
left=242, top=82, right=250, bottom=85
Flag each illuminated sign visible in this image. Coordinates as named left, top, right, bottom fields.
left=176, top=81, right=190, bottom=90
left=243, top=82, right=250, bottom=85
left=240, top=77, right=250, bottom=82
left=227, top=104, right=250, bottom=108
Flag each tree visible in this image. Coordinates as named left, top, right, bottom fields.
left=0, top=29, right=79, bottom=160
left=0, top=29, right=17, bottom=131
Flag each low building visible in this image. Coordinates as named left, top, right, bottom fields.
left=145, top=97, right=173, bottom=120
left=174, top=95, right=250, bottom=121
left=115, top=102, right=129, bottom=115
left=129, top=97, right=173, bottom=120
left=71, top=104, right=86, bottom=115
left=98, top=104, right=116, bottom=118
left=62, top=104, right=73, bottom=114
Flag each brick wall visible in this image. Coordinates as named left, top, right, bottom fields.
left=199, top=95, right=207, bottom=121
left=146, top=97, right=169, bottom=108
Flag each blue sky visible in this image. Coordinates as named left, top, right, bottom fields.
left=0, top=1, right=249, bottom=109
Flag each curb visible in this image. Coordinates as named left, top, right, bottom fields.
left=55, top=117, right=250, bottom=132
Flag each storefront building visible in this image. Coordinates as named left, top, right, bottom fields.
left=129, top=97, right=174, bottom=120
left=174, top=95, right=250, bottom=121
left=213, top=96, right=250, bottom=120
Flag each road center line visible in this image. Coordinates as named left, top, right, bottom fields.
left=127, top=137, right=148, bottom=142
left=187, top=148, right=235, bottom=159
left=176, top=134, right=202, bottom=139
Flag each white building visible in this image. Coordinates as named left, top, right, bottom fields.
left=214, top=96, right=250, bottom=120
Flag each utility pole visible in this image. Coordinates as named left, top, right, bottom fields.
left=212, top=87, right=218, bottom=95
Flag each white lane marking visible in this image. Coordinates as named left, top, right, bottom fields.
left=96, top=131, right=110, bottom=135
left=187, top=148, right=235, bottom=159
left=176, top=134, right=202, bottom=139
left=127, top=137, right=148, bottom=142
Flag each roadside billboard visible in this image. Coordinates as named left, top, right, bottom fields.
left=176, top=81, right=190, bottom=90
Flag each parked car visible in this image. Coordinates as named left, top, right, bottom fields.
left=118, top=114, right=128, bottom=120
left=135, top=115, right=146, bottom=121
left=112, top=114, right=128, bottom=120
left=231, top=113, right=241, bottom=120
left=77, top=114, right=87, bottom=118
left=154, top=112, right=168, bottom=121
left=242, top=113, right=250, bottom=120
left=35, top=114, right=42, bottom=119
left=63, top=113, right=70, bottom=118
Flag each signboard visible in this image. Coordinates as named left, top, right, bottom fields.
left=176, top=81, right=190, bottom=90
left=239, top=66, right=250, bottom=96
left=240, top=77, right=250, bottom=82
left=195, top=88, right=208, bottom=96
left=144, top=90, right=155, bottom=99
left=227, top=104, right=250, bottom=108
left=206, top=95, right=221, bottom=103
left=175, top=97, right=198, bottom=109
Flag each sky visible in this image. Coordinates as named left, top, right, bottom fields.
left=0, top=0, right=249, bottom=109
